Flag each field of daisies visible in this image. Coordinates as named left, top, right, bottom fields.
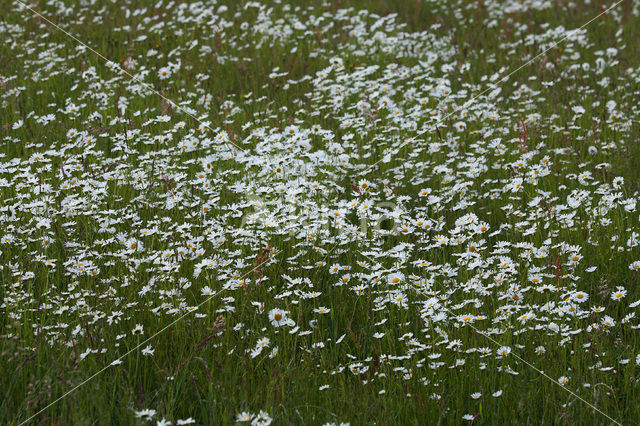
left=2, top=0, right=640, bottom=424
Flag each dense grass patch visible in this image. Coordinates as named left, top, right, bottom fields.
left=1, top=0, right=640, bottom=424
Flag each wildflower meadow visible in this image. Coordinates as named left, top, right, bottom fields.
left=1, top=0, right=640, bottom=424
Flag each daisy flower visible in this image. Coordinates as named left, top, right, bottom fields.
left=611, top=287, right=627, bottom=301
left=497, top=346, right=511, bottom=357
left=135, top=408, right=156, bottom=420
left=158, top=66, right=172, bottom=79
left=572, top=291, right=589, bottom=303
left=268, top=308, right=289, bottom=327
left=141, top=345, right=155, bottom=356
left=601, top=316, right=616, bottom=328
left=236, top=412, right=253, bottom=422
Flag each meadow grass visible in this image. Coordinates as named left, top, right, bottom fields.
left=1, top=0, right=640, bottom=424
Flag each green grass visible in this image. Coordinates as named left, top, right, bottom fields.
left=1, top=0, right=640, bottom=424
